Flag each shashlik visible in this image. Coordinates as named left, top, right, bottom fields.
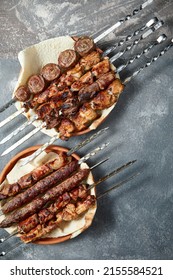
left=13, top=36, right=124, bottom=140
left=0, top=168, right=90, bottom=228
left=0, top=152, right=68, bottom=200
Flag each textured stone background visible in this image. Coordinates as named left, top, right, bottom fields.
left=0, top=0, right=173, bottom=260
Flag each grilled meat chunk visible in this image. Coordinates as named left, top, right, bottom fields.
left=58, top=118, right=76, bottom=140
left=72, top=103, right=98, bottom=131
left=80, top=51, right=101, bottom=72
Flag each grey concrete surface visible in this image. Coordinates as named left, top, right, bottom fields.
left=0, top=0, right=173, bottom=260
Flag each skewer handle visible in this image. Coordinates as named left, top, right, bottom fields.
left=0, top=108, right=24, bottom=128
left=103, top=17, right=157, bottom=56
left=1, top=124, right=45, bottom=156
left=110, top=20, right=164, bottom=63
left=78, top=142, right=110, bottom=164
left=0, top=115, right=38, bottom=145
left=124, top=39, right=173, bottom=85
left=20, top=134, right=58, bottom=166
left=67, top=127, right=109, bottom=156
left=0, top=98, right=16, bottom=113
left=94, top=0, right=153, bottom=43
left=117, top=34, right=167, bottom=73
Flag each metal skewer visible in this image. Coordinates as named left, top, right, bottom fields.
left=94, top=0, right=153, bottom=43
left=103, top=17, right=158, bottom=56
left=0, top=108, right=25, bottom=128
left=0, top=159, right=138, bottom=255
left=0, top=123, right=46, bottom=157
left=20, top=126, right=109, bottom=167
left=123, top=39, right=173, bottom=85
left=0, top=98, right=16, bottom=113
left=0, top=115, right=38, bottom=145
left=110, top=20, right=164, bottom=63
left=116, top=34, right=167, bottom=73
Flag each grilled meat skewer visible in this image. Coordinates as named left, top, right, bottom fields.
left=20, top=194, right=96, bottom=243
left=1, top=160, right=79, bottom=215
left=0, top=152, right=68, bottom=200
left=18, top=184, right=88, bottom=234
left=0, top=168, right=90, bottom=228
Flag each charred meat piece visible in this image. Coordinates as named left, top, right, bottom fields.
left=66, top=63, right=83, bottom=79
left=18, top=214, right=39, bottom=234
left=107, top=78, right=125, bottom=95
left=58, top=49, right=79, bottom=70
left=78, top=82, right=100, bottom=103
left=17, top=184, right=87, bottom=234
left=49, top=88, right=73, bottom=109
left=80, top=51, right=101, bottom=72
left=91, top=89, right=117, bottom=110
left=58, top=118, right=76, bottom=140
left=61, top=96, right=79, bottom=117
left=27, top=74, right=45, bottom=94
left=74, top=36, right=95, bottom=56
left=49, top=95, right=63, bottom=109
left=71, top=71, right=94, bottom=92
left=91, top=79, right=124, bottom=110
left=20, top=194, right=95, bottom=243
left=96, top=72, right=116, bottom=90
left=62, top=203, right=76, bottom=221
left=76, top=195, right=96, bottom=215
left=44, top=113, right=60, bottom=129
left=14, top=85, right=31, bottom=102
left=0, top=183, right=20, bottom=200
left=41, top=63, right=61, bottom=82
left=36, top=102, right=52, bottom=119
left=72, top=103, right=98, bottom=131
left=56, top=64, right=83, bottom=90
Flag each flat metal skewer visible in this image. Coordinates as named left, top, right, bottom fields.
left=94, top=0, right=153, bottom=43
left=103, top=17, right=158, bottom=56
left=0, top=124, right=46, bottom=157
left=110, top=20, right=164, bottom=63
left=0, top=108, right=25, bottom=128
left=20, top=127, right=109, bottom=167
left=0, top=115, right=38, bottom=145
left=116, top=34, right=167, bottom=73
left=123, top=39, right=173, bottom=85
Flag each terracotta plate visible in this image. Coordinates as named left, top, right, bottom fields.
left=0, top=145, right=96, bottom=245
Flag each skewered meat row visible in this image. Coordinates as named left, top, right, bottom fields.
left=0, top=152, right=68, bottom=200
left=0, top=168, right=90, bottom=228
left=18, top=184, right=88, bottom=234
left=20, top=194, right=96, bottom=243
left=14, top=36, right=124, bottom=140
left=1, top=160, right=78, bottom=214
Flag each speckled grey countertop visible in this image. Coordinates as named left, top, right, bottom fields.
left=0, top=0, right=173, bottom=260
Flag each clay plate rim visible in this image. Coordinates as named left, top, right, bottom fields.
left=0, top=145, right=84, bottom=245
